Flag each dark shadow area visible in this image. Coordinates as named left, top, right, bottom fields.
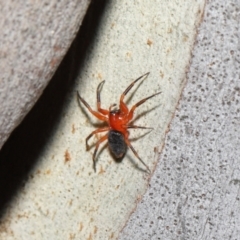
left=0, top=0, right=110, bottom=218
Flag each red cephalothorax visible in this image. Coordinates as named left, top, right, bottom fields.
left=77, top=72, right=161, bottom=173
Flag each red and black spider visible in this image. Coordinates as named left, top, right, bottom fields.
left=77, top=72, right=161, bottom=173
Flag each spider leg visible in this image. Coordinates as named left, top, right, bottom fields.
left=97, top=80, right=109, bottom=115
left=127, top=125, right=153, bottom=130
left=127, top=91, right=161, bottom=121
left=92, top=133, right=108, bottom=172
left=121, top=72, right=150, bottom=100
left=86, top=127, right=110, bottom=150
left=77, top=91, right=108, bottom=122
left=119, top=72, right=150, bottom=114
left=125, top=138, right=151, bottom=174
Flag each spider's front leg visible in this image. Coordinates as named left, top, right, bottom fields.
left=77, top=91, right=108, bottom=122
left=119, top=72, right=150, bottom=115
left=96, top=80, right=109, bottom=115
left=127, top=91, right=161, bottom=121
left=127, top=125, right=153, bottom=130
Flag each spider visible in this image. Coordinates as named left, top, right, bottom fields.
left=77, top=72, right=161, bottom=173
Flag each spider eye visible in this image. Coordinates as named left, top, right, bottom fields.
left=109, top=103, right=119, bottom=113
left=110, top=108, right=120, bottom=114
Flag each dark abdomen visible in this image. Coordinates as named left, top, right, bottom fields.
left=108, top=130, right=127, bottom=159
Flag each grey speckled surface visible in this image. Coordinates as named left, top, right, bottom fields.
left=119, top=0, right=240, bottom=239
left=0, top=0, right=90, bottom=149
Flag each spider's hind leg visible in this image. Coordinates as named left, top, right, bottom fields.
left=124, top=137, right=151, bottom=174
left=92, top=134, right=108, bottom=172
left=86, top=127, right=109, bottom=150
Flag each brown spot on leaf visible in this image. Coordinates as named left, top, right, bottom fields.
left=64, top=150, right=71, bottom=163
